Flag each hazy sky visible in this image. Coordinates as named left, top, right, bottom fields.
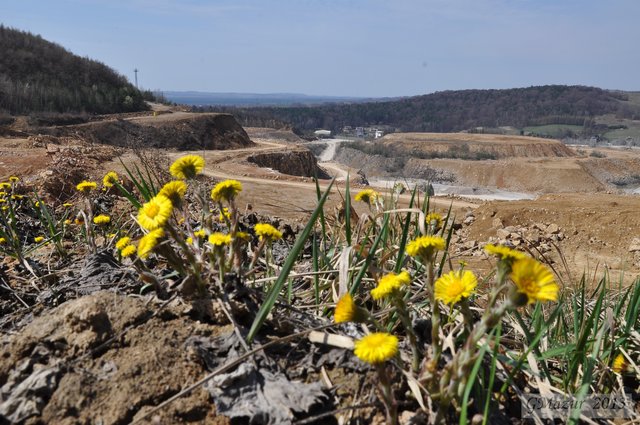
left=1, top=0, right=639, bottom=97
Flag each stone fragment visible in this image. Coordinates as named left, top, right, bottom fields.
left=629, top=238, right=640, bottom=252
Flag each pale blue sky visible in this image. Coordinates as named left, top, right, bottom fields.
left=1, top=0, right=638, bottom=97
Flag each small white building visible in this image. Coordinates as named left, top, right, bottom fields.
left=314, top=129, right=332, bottom=138
left=374, top=130, right=384, bottom=139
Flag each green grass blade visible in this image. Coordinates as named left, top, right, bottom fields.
left=349, top=213, right=390, bottom=296
left=247, top=178, right=335, bottom=343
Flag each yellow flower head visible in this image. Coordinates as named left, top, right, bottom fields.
left=219, top=207, right=231, bottom=222
left=371, top=271, right=411, bottom=300
left=34, top=236, right=45, bottom=243
left=208, top=232, right=232, bottom=247
left=211, top=179, right=242, bottom=202
left=76, top=180, right=98, bottom=193
left=194, top=229, right=206, bottom=238
left=0, top=237, right=6, bottom=244
left=425, top=212, right=443, bottom=230
left=93, top=214, right=111, bottom=225
left=169, top=155, right=205, bottom=179
left=354, top=189, right=379, bottom=205
left=116, top=236, right=131, bottom=250
left=74, top=216, right=85, bottom=225
left=138, top=229, right=164, bottom=259
left=0, top=190, right=7, bottom=196
left=9, top=176, right=19, bottom=183
left=102, top=171, right=119, bottom=188
left=254, top=223, right=282, bottom=241
left=235, top=231, right=251, bottom=241
left=158, top=180, right=187, bottom=206
left=137, top=195, right=173, bottom=230
left=63, top=203, right=73, bottom=208
left=120, top=245, right=137, bottom=258
left=12, top=194, right=24, bottom=200
left=510, top=258, right=559, bottom=304
left=64, top=219, right=71, bottom=225
left=406, top=235, right=446, bottom=259
left=0, top=183, right=10, bottom=189
left=354, top=332, right=399, bottom=364
left=434, top=270, right=478, bottom=305
left=485, top=244, right=527, bottom=262
left=334, top=293, right=356, bottom=323
left=612, top=354, right=628, bottom=374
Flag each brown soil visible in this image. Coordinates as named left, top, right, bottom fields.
left=0, top=291, right=232, bottom=424
left=380, top=132, right=575, bottom=158
left=454, top=193, right=640, bottom=285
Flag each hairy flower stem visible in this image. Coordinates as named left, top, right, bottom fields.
left=392, top=295, right=421, bottom=372
left=428, top=260, right=442, bottom=364
left=436, top=296, right=512, bottom=418
left=375, top=363, right=398, bottom=425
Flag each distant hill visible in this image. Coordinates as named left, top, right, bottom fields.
left=202, top=85, right=640, bottom=138
left=0, top=25, right=151, bottom=115
left=165, top=91, right=369, bottom=107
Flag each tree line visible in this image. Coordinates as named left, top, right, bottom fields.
left=0, top=25, right=153, bottom=115
left=197, top=85, right=640, bottom=135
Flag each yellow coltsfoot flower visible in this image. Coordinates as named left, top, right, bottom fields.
left=612, top=353, right=629, bottom=374
left=120, top=245, right=137, bottom=258
left=425, top=212, right=443, bottom=230
left=254, top=223, right=282, bottom=241
left=170, top=155, right=205, bottom=179
left=76, top=180, right=98, bottom=193
left=334, top=293, right=357, bottom=323
left=137, top=195, right=173, bottom=230
left=434, top=270, right=477, bottom=305
left=34, top=236, right=45, bottom=243
left=93, top=214, right=111, bottom=225
left=354, top=189, right=379, bottom=205
left=211, top=179, right=242, bottom=203
left=102, top=171, right=119, bottom=188
left=115, top=236, right=131, bottom=250
left=354, top=332, right=399, bottom=364
left=158, top=180, right=187, bottom=206
left=484, top=244, right=527, bottom=262
left=138, top=229, right=164, bottom=259
left=371, top=271, right=411, bottom=300
left=510, top=257, right=559, bottom=305
left=406, top=235, right=446, bottom=259
left=208, top=232, right=232, bottom=247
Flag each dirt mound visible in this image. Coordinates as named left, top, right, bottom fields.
left=459, top=193, right=640, bottom=283
left=247, top=148, right=330, bottom=179
left=380, top=132, right=575, bottom=158
left=43, top=114, right=253, bottom=151
left=0, top=291, right=230, bottom=424
left=244, top=127, right=304, bottom=144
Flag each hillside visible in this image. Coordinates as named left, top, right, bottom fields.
left=0, top=26, right=150, bottom=115
left=206, top=85, right=640, bottom=138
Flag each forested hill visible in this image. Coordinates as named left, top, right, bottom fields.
left=0, top=26, right=150, bottom=115
left=206, top=85, right=640, bottom=134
